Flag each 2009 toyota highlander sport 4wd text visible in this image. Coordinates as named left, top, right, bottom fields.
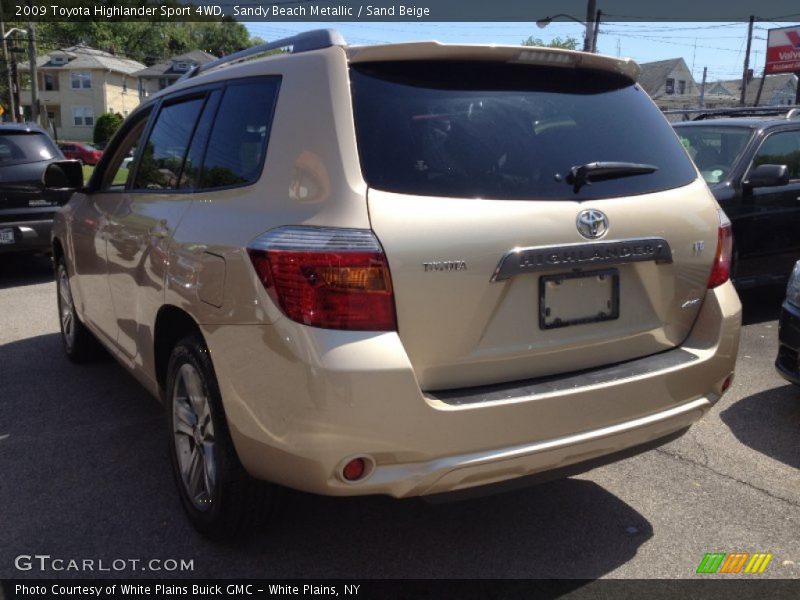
left=48, top=30, right=742, bottom=538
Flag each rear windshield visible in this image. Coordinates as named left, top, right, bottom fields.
left=351, top=62, right=697, bottom=200
left=0, top=132, right=60, bottom=165
left=673, top=125, right=753, bottom=184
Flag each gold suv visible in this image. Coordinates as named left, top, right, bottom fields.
left=48, top=30, right=742, bottom=538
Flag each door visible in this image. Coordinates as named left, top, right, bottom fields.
left=351, top=60, right=715, bottom=391
left=105, top=94, right=209, bottom=360
left=735, top=129, right=800, bottom=282
left=70, top=113, right=151, bottom=342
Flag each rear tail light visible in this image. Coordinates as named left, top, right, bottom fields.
left=247, top=226, right=397, bottom=331
left=708, top=209, right=733, bottom=289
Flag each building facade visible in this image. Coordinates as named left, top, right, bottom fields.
left=19, top=45, right=145, bottom=142
left=134, top=51, right=217, bottom=99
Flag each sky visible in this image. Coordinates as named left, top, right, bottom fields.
left=245, top=20, right=800, bottom=84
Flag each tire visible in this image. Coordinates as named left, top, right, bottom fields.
left=166, top=334, right=278, bottom=540
left=56, top=258, right=99, bottom=363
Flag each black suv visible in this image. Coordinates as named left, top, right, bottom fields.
left=673, top=107, right=800, bottom=288
left=0, top=123, right=66, bottom=254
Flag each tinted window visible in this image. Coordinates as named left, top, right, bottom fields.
left=179, top=90, right=221, bottom=190
left=351, top=62, right=697, bottom=200
left=98, top=110, right=151, bottom=191
left=0, top=132, right=59, bottom=165
left=674, top=125, right=753, bottom=184
left=199, top=79, right=279, bottom=189
left=134, top=97, right=204, bottom=190
left=753, top=130, right=800, bottom=180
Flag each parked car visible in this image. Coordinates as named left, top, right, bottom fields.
left=0, top=123, right=71, bottom=255
left=776, top=260, right=800, bottom=384
left=58, top=141, right=103, bottom=165
left=49, top=31, right=742, bottom=538
left=673, top=107, right=800, bottom=289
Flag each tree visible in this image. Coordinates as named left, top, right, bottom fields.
left=93, top=112, right=124, bottom=146
left=521, top=36, right=580, bottom=50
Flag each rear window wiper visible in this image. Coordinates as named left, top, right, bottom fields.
left=566, top=161, right=658, bottom=193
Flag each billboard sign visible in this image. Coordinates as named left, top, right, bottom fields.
left=765, top=25, right=800, bottom=74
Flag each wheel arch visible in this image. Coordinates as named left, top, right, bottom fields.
left=52, top=237, right=64, bottom=263
left=153, top=305, right=206, bottom=395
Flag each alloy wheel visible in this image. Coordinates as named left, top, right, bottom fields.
left=58, top=266, right=76, bottom=352
left=172, top=363, right=217, bottom=511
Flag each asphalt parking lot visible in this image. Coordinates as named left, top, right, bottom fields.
left=0, top=253, right=798, bottom=580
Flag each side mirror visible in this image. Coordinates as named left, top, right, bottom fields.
left=744, top=164, right=790, bottom=188
left=43, top=160, right=84, bottom=191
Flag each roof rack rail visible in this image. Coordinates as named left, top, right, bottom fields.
left=662, top=105, right=800, bottom=122
left=181, top=29, right=346, bottom=82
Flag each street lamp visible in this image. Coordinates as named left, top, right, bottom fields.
left=536, top=11, right=602, bottom=53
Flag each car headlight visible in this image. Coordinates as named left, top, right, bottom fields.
left=786, top=261, right=800, bottom=308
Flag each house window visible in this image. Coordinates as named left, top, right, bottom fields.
left=43, top=73, right=58, bottom=91
left=158, top=77, right=169, bottom=90
left=175, top=62, right=190, bottom=72
left=678, top=80, right=686, bottom=95
left=72, top=106, right=94, bottom=127
left=71, top=71, right=91, bottom=89
left=122, top=77, right=128, bottom=93
left=665, top=78, right=675, bottom=95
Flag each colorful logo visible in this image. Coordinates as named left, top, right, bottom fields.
left=696, top=552, right=773, bottom=574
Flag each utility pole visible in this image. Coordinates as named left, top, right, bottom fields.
left=754, top=72, right=766, bottom=106
left=739, top=15, right=754, bottom=106
left=699, top=67, right=707, bottom=108
left=0, top=9, right=16, bottom=122
left=26, top=14, right=38, bottom=124
left=9, top=40, right=20, bottom=123
left=583, top=0, right=596, bottom=53
left=591, top=10, right=602, bottom=53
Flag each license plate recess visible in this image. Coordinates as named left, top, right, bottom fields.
left=539, top=269, right=619, bottom=329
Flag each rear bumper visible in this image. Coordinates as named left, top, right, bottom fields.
left=208, top=281, right=741, bottom=498
left=776, top=301, right=800, bottom=384
left=0, top=218, right=53, bottom=254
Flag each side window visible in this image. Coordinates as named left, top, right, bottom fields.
left=198, top=79, right=280, bottom=190
left=133, top=97, right=204, bottom=191
left=98, top=110, right=152, bottom=191
left=753, top=130, right=800, bottom=180
left=179, top=90, right=221, bottom=190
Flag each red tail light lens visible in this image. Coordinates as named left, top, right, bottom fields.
left=248, top=227, right=397, bottom=331
left=708, top=209, right=733, bottom=289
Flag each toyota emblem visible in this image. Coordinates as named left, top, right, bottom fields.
left=576, top=209, right=609, bottom=239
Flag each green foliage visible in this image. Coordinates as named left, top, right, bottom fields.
left=521, top=36, right=580, bottom=50
left=93, top=112, right=124, bottom=146
left=33, top=22, right=256, bottom=65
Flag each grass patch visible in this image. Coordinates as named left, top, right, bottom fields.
left=81, top=165, right=129, bottom=186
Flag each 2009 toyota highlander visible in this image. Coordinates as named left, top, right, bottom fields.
left=49, top=30, right=741, bottom=538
